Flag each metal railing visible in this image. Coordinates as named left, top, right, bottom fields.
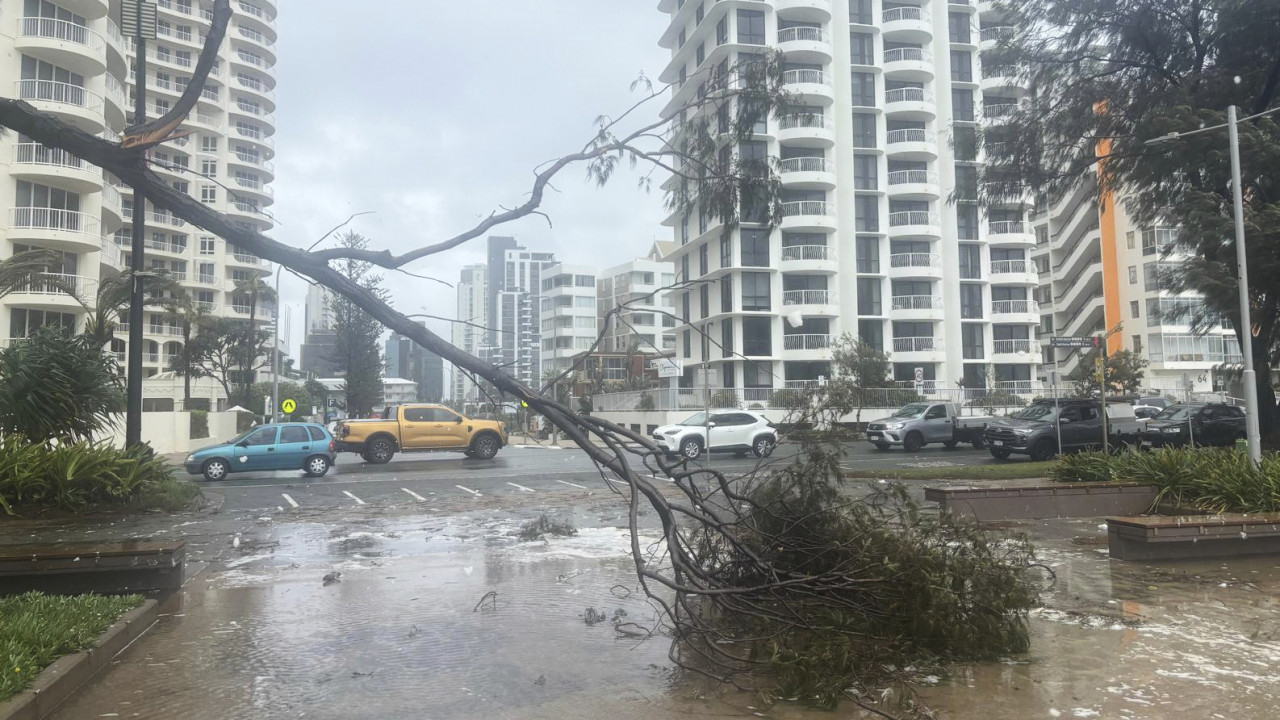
left=148, top=325, right=184, bottom=337
left=889, top=211, right=940, bottom=227
left=893, top=336, right=943, bottom=352
left=890, top=252, right=939, bottom=269
left=146, top=238, right=187, bottom=254
left=885, top=87, right=932, bottom=104
left=777, top=26, right=829, bottom=44
left=992, top=299, right=1040, bottom=314
left=780, top=244, right=834, bottom=262
left=884, top=48, right=931, bottom=64
left=980, top=26, right=1017, bottom=42
left=891, top=295, right=942, bottom=311
left=783, top=289, right=837, bottom=305
left=15, top=79, right=103, bottom=113
left=14, top=272, right=94, bottom=297
left=888, top=169, right=937, bottom=185
left=783, top=334, right=833, bottom=351
left=982, top=65, right=1024, bottom=80
left=778, top=157, right=832, bottom=174
left=779, top=113, right=831, bottom=130
left=781, top=200, right=830, bottom=217
left=783, top=69, right=831, bottom=86
left=990, top=259, right=1031, bottom=274
left=886, top=128, right=936, bottom=145
left=10, top=207, right=99, bottom=236
left=993, top=339, right=1038, bottom=354
left=13, top=142, right=87, bottom=170
left=988, top=220, right=1029, bottom=235
left=884, top=7, right=930, bottom=23
left=983, top=103, right=1018, bottom=118
left=18, top=17, right=104, bottom=54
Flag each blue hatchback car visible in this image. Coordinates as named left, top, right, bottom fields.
left=185, top=423, right=337, bottom=481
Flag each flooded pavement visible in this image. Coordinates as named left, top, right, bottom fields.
left=17, top=496, right=1280, bottom=719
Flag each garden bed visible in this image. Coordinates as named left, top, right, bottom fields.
left=843, top=460, right=1056, bottom=481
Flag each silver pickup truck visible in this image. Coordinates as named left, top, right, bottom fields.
left=865, top=402, right=991, bottom=452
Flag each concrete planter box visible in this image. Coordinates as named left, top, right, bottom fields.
left=925, top=483, right=1158, bottom=520
left=1106, top=514, right=1280, bottom=561
left=0, top=541, right=185, bottom=597
left=0, top=599, right=159, bottom=720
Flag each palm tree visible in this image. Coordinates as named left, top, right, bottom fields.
left=0, top=249, right=76, bottom=303
left=79, top=270, right=181, bottom=348
left=162, top=291, right=210, bottom=406
left=233, top=276, right=276, bottom=404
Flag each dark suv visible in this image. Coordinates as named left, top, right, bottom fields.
left=1141, top=403, right=1247, bottom=448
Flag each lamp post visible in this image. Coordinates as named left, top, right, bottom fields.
left=1145, top=99, right=1280, bottom=464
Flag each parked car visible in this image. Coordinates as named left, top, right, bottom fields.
left=335, top=404, right=507, bottom=463
left=865, top=402, right=990, bottom=452
left=1141, top=403, right=1247, bottom=448
left=186, top=422, right=336, bottom=481
left=984, top=398, right=1141, bottom=461
left=652, top=410, right=777, bottom=460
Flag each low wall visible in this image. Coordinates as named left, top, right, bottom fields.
left=104, top=411, right=241, bottom=454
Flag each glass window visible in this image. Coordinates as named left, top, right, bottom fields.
left=741, top=272, right=770, bottom=311
left=280, top=426, right=309, bottom=443
left=242, top=427, right=277, bottom=446
left=958, top=244, right=981, bottom=279
left=721, top=319, right=734, bottom=357
left=960, top=283, right=983, bottom=319
left=720, top=235, right=731, bottom=267
left=957, top=204, right=979, bottom=240
left=1131, top=300, right=1140, bottom=318
left=850, top=32, right=874, bottom=65
left=741, top=229, right=769, bottom=266
left=742, top=316, right=771, bottom=356
left=962, top=324, right=984, bottom=359
left=854, top=155, right=878, bottom=190
left=852, top=113, right=876, bottom=148
left=856, top=236, right=880, bottom=273
left=948, top=12, right=971, bottom=43
left=851, top=72, right=876, bottom=106
left=721, top=275, right=733, bottom=312
left=699, top=283, right=709, bottom=319
left=950, top=51, right=972, bottom=82
left=858, top=319, right=883, bottom=351
left=954, top=166, right=978, bottom=200
left=849, top=0, right=873, bottom=24
left=954, top=126, right=977, bottom=161
left=716, top=16, right=728, bottom=45
left=699, top=242, right=708, bottom=276
left=952, top=89, right=974, bottom=121
left=737, top=9, right=765, bottom=44
left=857, top=277, right=881, bottom=315
left=855, top=195, right=879, bottom=232
left=744, top=361, right=773, bottom=388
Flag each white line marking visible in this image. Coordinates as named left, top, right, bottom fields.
left=643, top=473, right=677, bottom=484
left=556, top=479, right=587, bottom=490
left=401, top=488, right=427, bottom=502
left=506, top=482, right=535, bottom=493
left=342, top=490, right=366, bottom=505
left=281, top=493, right=298, bottom=508
left=455, top=485, right=483, bottom=497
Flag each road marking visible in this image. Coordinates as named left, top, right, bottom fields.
left=455, top=484, right=483, bottom=497
left=281, top=493, right=299, bottom=508
left=556, top=479, right=588, bottom=490
left=401, top=488, right=427, bottom=502
left=643, top=473, right=677, bottom=484
left=506, top=482, right=536, bottom=493
left=342, top=490, right=366, bottom=505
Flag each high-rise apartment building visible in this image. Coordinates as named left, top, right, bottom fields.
left=658, top=0, right=1038, bottom=396
left=387, top=322, right=444, bottom=403
left=539, top=262, right=598, bottom=377
left=304, top=282, right=334, bottom=334
left=0, top=0, right=278, bottom=384
left=598, top=242, right=677, bottom=355
left=452, top=263, right=486, bottom=404
left=485, top=236, right=555, bottom=388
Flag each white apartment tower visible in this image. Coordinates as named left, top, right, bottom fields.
left=0, top=0, right=277, bottom=381
left=539, top=262, right=598, bottom=378
left=488, top=238, right=556, bottom=388
left=597, top=242, right=677, bottom=355
left=452, top=263, right=486, bottom=404
left=658, top=0, right=1039, bottom=396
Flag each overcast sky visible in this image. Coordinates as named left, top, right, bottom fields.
left=270, top=1, right=672, bottom=359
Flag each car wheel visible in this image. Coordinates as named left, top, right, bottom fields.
left=971, top=438, right=987, bottom=450
left=469, top=433, right=501, bottom=460
left=304, top=455, right=331, bottom=478
left=202, top=458, right=229, bottom=482
left=752, top=436, right=776, bottom=458
left=989, top=448, right=1012, bottom=461
left=367, top=438, right=395, bottom=464
left=680, top=437, right=702, bottom=460
left=903, top=432, right=924, bottom=453
left=1030, top=438, right=1058, bottom=462
left=873, top=442, right=891, bottom=451
left=943, top=440, right=958, bottom=449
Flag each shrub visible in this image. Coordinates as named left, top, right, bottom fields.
left=636, top=392, right=655, bottom=411
left=709, top=390, right=739, bottom=408
left=0, top=329, right=125, bottom=443
left=0, top=437, right=202, bottom=515
left=189, top=410, right=209, bottom=440
left=517, top=514, right=577, bottom=541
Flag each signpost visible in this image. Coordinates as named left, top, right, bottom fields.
left=913, top=366, right=925, bottom=393
left=281, top=399, right=297, bottom=416
left=1050, top=336, right=1108, bottom=452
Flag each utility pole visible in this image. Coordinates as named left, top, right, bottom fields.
left=270, top=267, right=281, bottom=423
left=1098, top=338, right=1109, bottom=454
left=122, top=1, right=156, bottom=447
left=1227, top=105, right=1263, bottom=464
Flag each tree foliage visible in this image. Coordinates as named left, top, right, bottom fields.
left=1069, top=348, right=1149, bottom=397
left=175, top=316, right=269, bottom=406
left=827, top=334, right=893, bottom=422
left=985, top=0, right=1280, bottom=429
left=328, top=232, right=386, bottom=415
left=246, top=381, right=313, bottom=420
left=0, top=329, right=125, bottom=443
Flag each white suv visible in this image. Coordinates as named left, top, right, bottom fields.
left=652, top=410, right=777, bottom=460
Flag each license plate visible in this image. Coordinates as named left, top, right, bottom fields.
left=867, top=432, right=881, bottom=439
left=991, top=440, right=1004, bottom=446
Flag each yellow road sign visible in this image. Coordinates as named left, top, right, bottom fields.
left=281, top=399, right=297, bottom=414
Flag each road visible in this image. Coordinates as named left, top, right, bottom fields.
left=193, top=440, right=1016, bottom=513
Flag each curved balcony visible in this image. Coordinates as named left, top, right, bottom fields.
left=887, top=252, right=942, bottom=280
left=230, top=251, right=270, bottom=270
left=889, top=295, right=944, bottom=321
left=892, top=336, right=945, bottom=361
left=100, top=183, right=124, bottom=226
left=888, top=211, right=942, bottom=239
left=987, top=220, right=1036, bottom=246
left=782, top=68, right=835, bottom=105
left=783, top=334, right=834, bottom=358
left=235, top=22, right=276, bottom=50
left=979, top=25, right=1017, bottom=50
left=882, top=6, right=933, bottom=43
left=992, top=339, right=1041, bottom=361
left=233, top=177, right=275, bottom=205
left=782, top=289, right=839, bottom=314
left=777, top=113, right=835, bottom=146
left=981, top=65, right=1029, bottom=93
left=780, top=200, right=836, bottom=231
left=981, top=103, right=1019, bottom=125
left=103, top=73, right=126, bottom=127
left=885, top=128, right=938, bottom=160
left=230, top=151, right=276, bottom=180
left=776, top=26, right=832, bottom=63
left=11, top=143, right=104, bottom=192
left=989, top=259, right=1039, bottom=285
left=884, top=87, right=935, bottom=120
left=779, top=244, right=838, bottom=273
left=778, top=156, right=836, bottom=188
left=14, top=80, right=104, bottom=132
left=882, top=47, right=934, bottom=82
left=887, top=169, right=940, bottom=199
left=6, top=273, right=96, bottom=310
left=9, top=208, right=101, bottom=252
left=58, top=0, right=109, bottom=20
left=774, top=0, right=832, bottom=22
left=991, top=299, right=1041, bottom=323
left=15, top=18, right=107, bottom=76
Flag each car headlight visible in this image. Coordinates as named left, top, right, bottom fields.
left=884, top=423, right=905, bottom=430
left=185, top=454, right=195, bottom=463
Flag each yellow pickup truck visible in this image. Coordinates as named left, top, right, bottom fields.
left=334, top=404, right=507, bottom=463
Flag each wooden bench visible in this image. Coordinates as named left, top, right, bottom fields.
left=925, top=483, right=1158, bottom=520
left=1106, top=514, right=1280, bottom=561
left=0, top=541, right=185, bottom=596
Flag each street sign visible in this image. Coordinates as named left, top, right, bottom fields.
left=914, top=367, right=925, bottom=383
left=654, top=358, right=683, bottom=378
left=281, top=398, right=297, bottom=415
left=1050, top=336, right=1101, bottom=349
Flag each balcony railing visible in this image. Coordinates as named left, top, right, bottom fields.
left=777, top=26, right=829, bottom=44
left=886, top=128, right=935, bottom=145
left=888, top=211, right=939, bottom=227
left=983, top=103, right=1019, bottom=118
left=145, top=353, right=161, bottom=364
left=194, top=274, right=217, bottom=285
left=893, top=337, right=942, bottom=353
left=14, top=273, right=93, bottom=297
left=988, top=220, right=1029, bottom=235
left=783, top=289, right=837, bottom=306
left=778, top=157, right=832, bottom=174
left=883, top=7, right=930, bottom=23
left=148, top=325, right=184, bottom=338
left=15, top=79, right=103, bottom=113
left=779, top=113, right=831, bottom=130
left=992, top=299, right=1040, bottom=314
left=782, top=69, right=831, bottom=87
left=885, top=87, right=932, bottom=104
left=980, top=26, right=1017, bottom=42
left=884, top=48, right=931, bottom=64
left=993, top=339, right=1038, bottom=354
left=781, top=244, right=834, bottom=262
left=783, top=334, right=833, bottom=351
left=982, top=65, right=1024, bottom=80
left=991, top=259, right=1032, bottom=275
left=231, top=304, right=253, bottom=314
left=781, top=200, right=830, bottom=217
left=891, top=295, right=942, bottom=311
left=890, top=252, right=939, bottom=269
left=13, top=143, right=87, bottom=170
left=146, top=238, right=187, bottom=254
left=887, top=169, right=937, bottom=185
left=18, top=17, right=104, bottom=54
left=10, top=207, right=99, bottom=236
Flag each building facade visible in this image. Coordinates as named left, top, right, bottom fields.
left=386, top=323, right=445, bottom=403
left=451, top=263, right=486, bottom=404
left=486, top=236, right=555, bottom=388
left=539, top=262, right=598, bottom=378
left=598, top=241, right=677, bottom=355
left=0, top=0, right=278, bottom=383
left=657, top=0, right=1038, bottom=397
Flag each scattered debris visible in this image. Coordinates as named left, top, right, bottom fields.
left=533, top=674, right=546, bottom=686
left=474, top=590, right=498, bottom=612
left=322, top=572, right=342, bottom=586
left=611, top=608, right=628, bottom=622
left=582, top=607, right=608, bottom=626
left=407, top=624, right=420, bottom=638
left=351, top=670, right=375, bottom=677
left=614, top=622, right=650, bottom=638
left=518, top=514, right=578, bottom=541
left=609, top=584, right=632, bottom=598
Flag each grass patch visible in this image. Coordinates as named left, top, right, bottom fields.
left=843, top=461, right=1057, bottom=481
left=517, top=514, right=578, bottom=541
left=0, top=592, right=143, bottom=702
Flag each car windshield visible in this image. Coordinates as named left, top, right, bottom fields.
left=1156, top=406, right=1194, bottom=421
left=1009, top=404, right=1056, bottom=421
left=892, top=404, right=929, bottom=418
left=680, top=412, right=709, bottom=426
